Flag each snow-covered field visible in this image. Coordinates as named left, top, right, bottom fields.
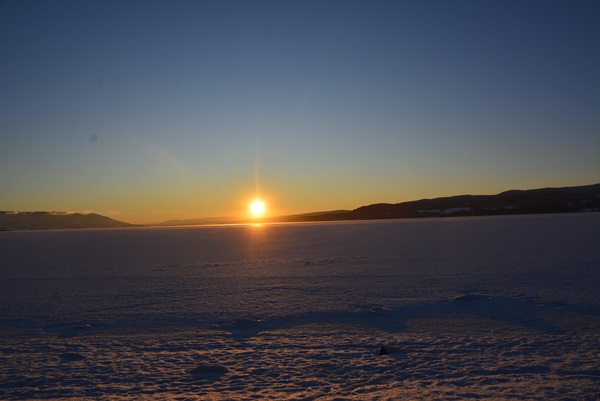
left=1, top=213, right=599, bottom=400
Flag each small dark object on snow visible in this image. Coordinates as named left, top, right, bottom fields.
left=190, top=364, right=229, bottom=375
left=379, top=347, right=388, bottom=355
left=60, top=352, right=86, bottom=362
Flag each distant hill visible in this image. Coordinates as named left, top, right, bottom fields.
left=262, top=210, right=351, bottom=223
left=0, top=211, right=137, bottom=231
left=155, top=210, right=351, bottom=227
left=155, top=216, right=240, bottom=226
left=260, top=210, right=352, bottom=223
left=6, top=184, right=597, bottom=230
left=155, top=184, right=600, bottom=227
left=272, top=183, right=600, bottom=223
left=350, top=183, right=600, bottom=220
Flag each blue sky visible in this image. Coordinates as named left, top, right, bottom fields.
left=1, top=0, right=599, bottom=223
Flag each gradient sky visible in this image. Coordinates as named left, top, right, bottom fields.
left=1, top=0, right=599, bottom=224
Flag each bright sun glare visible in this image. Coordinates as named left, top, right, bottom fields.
left=249, top=199, right=266, bottom=218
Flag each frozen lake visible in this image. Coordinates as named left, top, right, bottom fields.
left=1, top=213, right=599, bottom=399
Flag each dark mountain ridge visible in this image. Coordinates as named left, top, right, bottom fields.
left=0, top=211, right=137, bottom=231
left=281, top=183, right=600, bottom=222
left=363, top=183, right=600, bottom=219
left=3, top=184, right=598, bottom=230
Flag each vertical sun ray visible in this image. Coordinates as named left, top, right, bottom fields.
left=255, top=140, right=261, bottom=198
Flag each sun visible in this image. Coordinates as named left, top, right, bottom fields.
left=249, top=199, right=266, bottom=218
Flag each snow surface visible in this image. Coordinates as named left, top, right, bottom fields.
left=1, top=213, right=599, bottom=400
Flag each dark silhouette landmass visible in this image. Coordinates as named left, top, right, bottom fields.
left=155, top=183, right=600, bottom=227
left=271, top=183, right=600, bottom=223
left=3, top=184, right=598, bottom=231
left=0, top=211, right=137, bottom=231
